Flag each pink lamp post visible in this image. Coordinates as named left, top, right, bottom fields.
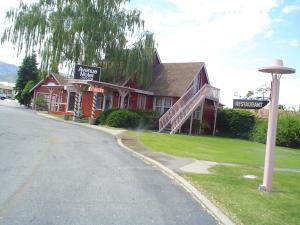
left=258, top=59, right=295, bottom=192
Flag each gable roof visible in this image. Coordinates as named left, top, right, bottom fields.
left=29, top=73, right=68, bottom=93
left=52, top=73, right=68, bottom=85
left=147, top=62, right=204, bottom=97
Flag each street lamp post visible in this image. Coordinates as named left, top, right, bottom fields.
left=258, top=59, right=295, bottom=192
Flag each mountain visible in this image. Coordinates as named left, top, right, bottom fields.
left=0, top=61, right=18, bottom=82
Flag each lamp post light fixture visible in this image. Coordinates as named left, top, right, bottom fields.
left=258, top=59, right=295, bottom=192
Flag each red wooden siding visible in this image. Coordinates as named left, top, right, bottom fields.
left=200, top=69, right=208, bottom=87
left=112, top=91, right=119, bottom=108
left=82, top=91, right=93, bottom=117
left=129, top=92, right=138, bottom=109
left=202, top=99, right=215, bottom=134
left=172, top=97, right=179, bottom=105
left=33, top=75, right=68, bottom=113
left=145, top=96, right=153, bottom=110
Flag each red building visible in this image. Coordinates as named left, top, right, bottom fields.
left=30, top=54, right=220, bottom=135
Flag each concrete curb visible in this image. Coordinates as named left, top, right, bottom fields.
left=37, top=112, right=235, bottom=225
left=117, top=139, right=235, bottom=225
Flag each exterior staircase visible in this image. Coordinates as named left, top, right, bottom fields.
left=159, top=83, right=220, bottom=134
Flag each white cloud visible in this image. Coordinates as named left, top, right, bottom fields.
left=264, top=30, right=273, bottom=38
left=274, top=17, right=284, bottom=23
left=290, top=39, right=299, bottom=47
left=139, top=0, right=281, bottom=107
left=282, top=5, right=300, bottom=13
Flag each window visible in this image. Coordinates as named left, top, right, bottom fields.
left=68, top=92, right=76, bottom=111
left=37, top=92, right=58, bottom=111
left=95, top=93, right=103, bottom=109
left=37, top=92, right=50, bottom=106
left=137, top=94, right=146, bottom=109
left=155, top=97, right=172, bottom=115
left=193, top=106, right=203, bottom=120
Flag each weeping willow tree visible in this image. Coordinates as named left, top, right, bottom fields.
left=1, top=0, right=156, bottom=87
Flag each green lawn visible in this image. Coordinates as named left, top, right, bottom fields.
left=135, top=132, right=300, bottom=168
left=131, top=131, right=300, bottom=225
left=186, top=167, right=300, bottom=225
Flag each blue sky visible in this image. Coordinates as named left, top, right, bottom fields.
left=0, top=0, right=299, bottom=108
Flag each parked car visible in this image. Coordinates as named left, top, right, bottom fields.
left=0, top=93, right=7, bottom=100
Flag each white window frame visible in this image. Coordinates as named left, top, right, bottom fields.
left=154, top=97, right=173, bottom=115
left=95, top=93, right=103, bottom=109
left=137, top=94, right=146, bottom=110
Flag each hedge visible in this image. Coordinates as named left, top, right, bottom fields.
left=105, top=109, right=141, bottom=128
left=95, top=108, right=159, bottom=129
left=216, top=108, right=255, bottom=139
left=95, top=108, right=119, bottom=125
left=252, top=113, right=300, bottom=148
left=131, top=109, right=160, bottom=130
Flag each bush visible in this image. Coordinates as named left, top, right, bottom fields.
left=34, top=96, right=48, bottom=111
left=252, top=113, right=300, bottom=148
left=95, top=108, right=119, bottom=125
left=96, top=108, right=160, bottom=129
left=131, top=109, right=160, bottom=129
left=105, top=109, right=141, bottom=128
left=217, top=108, right=255, bottom=139
left=251, top=119, right=267, bottom=143
left=21, top=80, right=35, bottom=107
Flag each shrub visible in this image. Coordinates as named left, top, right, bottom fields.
left=217, top=108, right=255, bottom=139
left=277, top=113, right=300, bottom=148
left=251, top=119, right=267, bottom=143
left=131, top=109, right=160, bottom=129
left=21, top=80, right=35, bottom=107
left=105, top=109, right=141, bottom=128
left=252, top=113, right=300, bottom=148
left=34, top=96, right=48, bottom=111
left=95, top=108, right=119, bottom=125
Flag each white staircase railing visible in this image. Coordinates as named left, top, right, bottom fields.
left=170, top=84, right=219, bottom=134
left=158, top=84, right=197, bottom=132
left=159, top=84, right=220, bottom=134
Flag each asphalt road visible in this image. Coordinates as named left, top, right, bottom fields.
left=0, top=102, right=218, bottom=225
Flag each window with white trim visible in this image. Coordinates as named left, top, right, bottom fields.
left=193, top=106, right=203, bottom=120
left=95, top=93, right=103, bottom=109
left=37, top=92, right=50, bottom=106
left=137, top=94, right=146, bottom=109
left=155, top=97, right=172, bottom=115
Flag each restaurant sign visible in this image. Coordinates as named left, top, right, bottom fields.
left=233, top=99, right=269, bottom=109
left=74, top=64, right=101, bottom=81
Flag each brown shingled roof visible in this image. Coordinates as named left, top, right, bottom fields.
left=148, top=63, right=204, bottom=97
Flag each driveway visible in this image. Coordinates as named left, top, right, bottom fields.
left=0, top=104, right=218, bottom=225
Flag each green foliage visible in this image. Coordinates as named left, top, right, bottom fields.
left=34, top=96, right=48, bottom=111
left=252, top=113, right=300, bottom=148
left=216, top=108, right=255, bottom=139
left=131, top=109, right=160, bottom=129
left=105, top=109, right=141, bottom=128
left=20, top=80, right=35, bottom=107
left=2, top=0, right=156, bottom=87
left=95, top=108, right=119, bottom=125
left=15, top=53, right=39, bottom=105
left=96, top=108, right=159, bottom=129
left=251, top=119, right=267, bottom=144
left=187, top=166, right=300, bottom=225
